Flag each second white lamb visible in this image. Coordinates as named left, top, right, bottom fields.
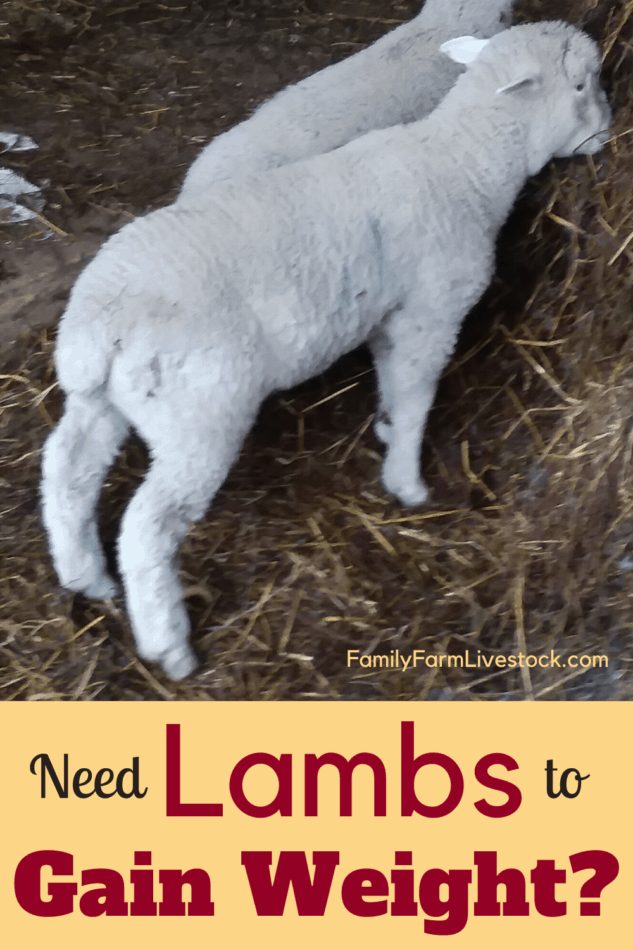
left=179, top=0, right=517, bottom=197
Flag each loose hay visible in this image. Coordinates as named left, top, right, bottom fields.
left=1, top=0, right=632, bottom=700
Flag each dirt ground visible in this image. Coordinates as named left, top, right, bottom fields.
left=1, top=0, right=633, bottom=701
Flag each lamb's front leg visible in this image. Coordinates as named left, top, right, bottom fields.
left=380, top=376, right=437, bottom=506
left=372, top=313, right=456, bottom=507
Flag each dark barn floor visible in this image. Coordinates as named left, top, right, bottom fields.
left=1, top=0, right=632, bottom=700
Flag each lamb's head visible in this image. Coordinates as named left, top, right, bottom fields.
left=442, top=21, right=612, bottom=176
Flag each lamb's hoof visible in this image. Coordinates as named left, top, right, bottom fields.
left=65, top=571, right=120, bottom=601
left=394, top=482, right=429, bottom=507
left=160, top=644, right=198, bottom=681
left=382, top=470, right=429, bottom=507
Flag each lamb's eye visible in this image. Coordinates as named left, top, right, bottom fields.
left=576, top=81, right=586, bottom=92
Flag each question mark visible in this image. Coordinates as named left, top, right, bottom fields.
left=569, top=850, right=619, bottom=916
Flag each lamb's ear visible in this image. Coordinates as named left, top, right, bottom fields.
left=440, top=36, right=490, bottom=65
left=495, top=74, right=541, bottom=96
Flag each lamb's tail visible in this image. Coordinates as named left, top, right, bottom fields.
left=54, top=291, right=120, bottom=398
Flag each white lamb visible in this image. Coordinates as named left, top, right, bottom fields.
left=179, top=0, right=517, bottom=198
left=41, top=22, right=611, bottom=680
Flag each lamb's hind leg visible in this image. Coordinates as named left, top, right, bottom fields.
left=117, top=410, right=254, bottom=681
left=41, top=391, right=130, bottom=599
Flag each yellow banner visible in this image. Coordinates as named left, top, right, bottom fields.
left=1, top=703, right=629, bottom=947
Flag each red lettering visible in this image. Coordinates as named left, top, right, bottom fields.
left=14, top=850, right=77, bottom=917
left=165, top=724, right=223, bottom=817
left=230, top=753, right=292, bottom=817
left=80, top=869, right=127, bottom=917
left=341, top=868, right=389, bottom=917
left=473, top=851, right=529, bottom=916
left=304, top=752, right=387, bottom=816
left=531, top=860, right=567, bottom=917
left=474, top=753, right=522, bottom=817
left=400, top=721, right=464, bottom=817
left=158, top=868, right=214, bottom=916
left=419, top=868, right=472, bottom=936
left=241, top=851, right=339, bottom=915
